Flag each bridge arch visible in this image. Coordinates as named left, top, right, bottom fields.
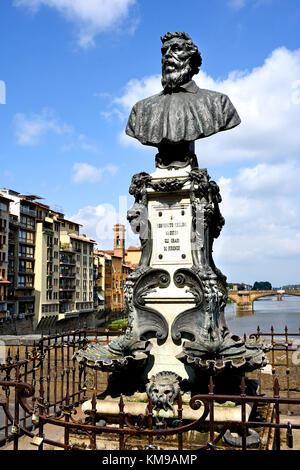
left=227, top=289, right=300, bottom=315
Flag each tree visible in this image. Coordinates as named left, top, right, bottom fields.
left=252, top=281, right=272, bottom=291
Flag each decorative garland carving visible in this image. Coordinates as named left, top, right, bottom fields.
left=171, top=268, right=270, bottom=375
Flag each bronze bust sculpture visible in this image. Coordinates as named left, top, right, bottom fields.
left=126, top=32, right=241, bottom=168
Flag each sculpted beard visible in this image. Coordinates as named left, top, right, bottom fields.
left=161, top=56, right=192, bottom=91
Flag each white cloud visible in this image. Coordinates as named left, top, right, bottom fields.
left=14, top=0, right=136, bottom=47
left=227, top=0, right=248, bottom=9
left=69, top=204, right=117, bottom=246
left=72, top=162, right=118, bottom=183
left=213, top=161, right=300, bottom=284
left=115, top=48, right=300, bottom=166
left=62, top=134, right=99, bottom=153
left=69, top=198, right=139, bottom=248
left=227, top=0, right=275, bottom=10
left=13, top=108, right=72, bottom=145
left=115, top=75, right=161, bottom=110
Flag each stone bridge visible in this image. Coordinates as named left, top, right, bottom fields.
left=228, top=289, right=300, bottom=315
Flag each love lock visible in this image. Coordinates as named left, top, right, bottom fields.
left=286, top=422, right=293, bottom=449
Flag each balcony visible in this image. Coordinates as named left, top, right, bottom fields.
left=18, top=254, right=34, bottom=260
left=9, top=215, right=18, bottom=225
left=59, top=286, right=75, bottom=291
left=60, top=258, right=76, bottom=265
left=60, top=243, right=74, bottom=252
left=14, top=295, right=35, bottom=302
left=19, top=239, right=34, bottom=246
left=20, top=206, right=36, bottom=217
left=19, top=221, right=35, bottom=231
left=18, top=271, right=34, bottom=276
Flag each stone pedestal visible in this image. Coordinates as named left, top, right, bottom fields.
left=74, top=163, right=270, bottom=407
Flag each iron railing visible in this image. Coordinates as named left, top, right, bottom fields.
left=0, top=326, right=299, bottom=451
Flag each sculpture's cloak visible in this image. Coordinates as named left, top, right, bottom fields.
left=126, top=80, right=241, bottom=146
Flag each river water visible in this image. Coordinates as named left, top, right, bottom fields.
left=224, top=296, right=300, bottom=337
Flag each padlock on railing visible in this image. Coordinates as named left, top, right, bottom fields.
left=286, top=421, right=293, bottom=448
left=11, top=421, right=19, bottom=435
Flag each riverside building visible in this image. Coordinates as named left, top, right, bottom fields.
left=0, top=188, right=96, bottom=330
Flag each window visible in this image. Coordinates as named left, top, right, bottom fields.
left=18, top=275, right=25, bottom=287
left=46, top=291, right=52, bottom=300
left=19, top=230, right=26, bottom=242
left=0, top=202, right=8, bottom=212
left=19, top=260, right=33, bottom=273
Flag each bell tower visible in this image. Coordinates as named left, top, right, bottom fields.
left=113, top=224, right=125, bottom=259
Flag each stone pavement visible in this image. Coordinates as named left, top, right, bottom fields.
left=2, top=410, right=300, bottom=451
left=280, top=414, right=300, bottom=450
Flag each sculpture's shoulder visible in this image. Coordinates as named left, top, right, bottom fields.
left=195, top=85, right=232, bottom=104
left=126, top=91, right=164, bottom=139
left=131, top=91, right=163, bottom=110
left=194, top=85, right=241, bottom=127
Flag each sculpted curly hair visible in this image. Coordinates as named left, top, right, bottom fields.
left=160, top=31, right=202, bottom=76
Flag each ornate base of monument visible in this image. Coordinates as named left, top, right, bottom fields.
left=74, top=161, right=269, bottom=410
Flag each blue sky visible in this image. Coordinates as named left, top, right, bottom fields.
left=1, top=0, right=300, bottom=285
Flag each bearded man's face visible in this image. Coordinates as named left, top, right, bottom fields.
left=161, top=38, right=192, bottom=91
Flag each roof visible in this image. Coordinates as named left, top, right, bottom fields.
left=126, top=246, right=141, bottom=252
left=57, top=217, right=83, bottom=227
left=0, top=195, right=14, bottom=204
left=19, top=195, right=43, bottom=201
left=32, top=201, right=50, bottom=210
left=70, top=234, right=96, bottom=244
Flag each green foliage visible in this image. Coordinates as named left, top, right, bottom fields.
left=109, top=318, right=128, bottom=330
left=282, top=284, right=300, bottom=290
left=252, top=281, right=272, bottom=291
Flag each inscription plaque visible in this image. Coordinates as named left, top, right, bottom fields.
left=151, top=202, right=192, bottom=265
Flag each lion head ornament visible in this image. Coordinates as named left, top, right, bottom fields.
left=146, top=371, right=181, bottom=412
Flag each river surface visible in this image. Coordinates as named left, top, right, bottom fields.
left=224, top=296, right=300, bottom=337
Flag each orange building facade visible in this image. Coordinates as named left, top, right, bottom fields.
left=94, top=224, right=141, bottom=316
